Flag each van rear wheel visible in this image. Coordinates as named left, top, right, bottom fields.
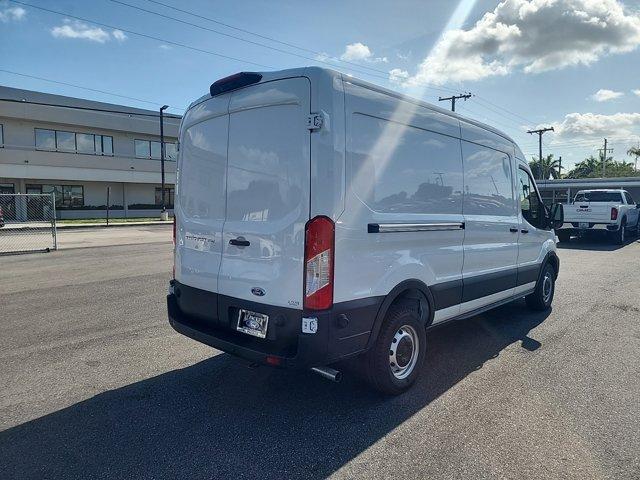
left=364, top=301, right=426, bottom=395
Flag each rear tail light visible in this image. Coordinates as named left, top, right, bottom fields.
left=304, top=216, right=334, bottom=310
left=611, top=207, right=618, bottom=221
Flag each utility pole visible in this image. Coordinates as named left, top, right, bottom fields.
left=438, top=92, right=471, bottom=112
left=527, top=127, right=555, bottom=179
left=159, top=105, right=169, bottom=220
left=598, top=138, right=613, bottom=177
left=558, top=155, right=562, bottom=179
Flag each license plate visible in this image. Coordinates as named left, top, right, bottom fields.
left=579, top=222, right=589, bottom=229
left=236, top=309, right=269, bottom=338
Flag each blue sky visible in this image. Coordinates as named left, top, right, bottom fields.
left=1, top=0, right=640, bottom=170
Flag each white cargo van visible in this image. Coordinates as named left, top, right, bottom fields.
left=168, top=68, right=564, bottom=394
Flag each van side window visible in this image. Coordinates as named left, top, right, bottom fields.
left=349, top=114, right=463, bottom=214
left=461, top=142, right=515, bottom=216
left=517, top=168, right=545, bottom=228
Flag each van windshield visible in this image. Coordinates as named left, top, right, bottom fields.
left=574, top=192, right=622, bottom=203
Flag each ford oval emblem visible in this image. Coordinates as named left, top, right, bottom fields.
left=251, top=287, right=265, bottom=297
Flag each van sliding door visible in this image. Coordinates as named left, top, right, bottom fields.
left=460, top=137, right=519, bottom=312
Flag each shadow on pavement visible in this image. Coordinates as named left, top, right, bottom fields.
left=0, top=301, right=550, bottom=480
left=557, top=233, right=639, bottom=251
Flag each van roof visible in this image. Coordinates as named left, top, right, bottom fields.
left=189, top=66, right=517, bottom=147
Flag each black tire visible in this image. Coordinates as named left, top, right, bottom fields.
left=525, top=263, right=556, bottom=311
left=557, top=231, right=571, bottom=243
left=363, top=301, right=427, bottom=395
left=611, top=220, right=626, bottom=245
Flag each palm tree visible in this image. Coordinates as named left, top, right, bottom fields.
left=628, top=146, right=640, bottom=171
left=529, top=154, right=561, bottom=179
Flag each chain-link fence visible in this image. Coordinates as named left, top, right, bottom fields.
left=0, top=194, right=57, bottom=254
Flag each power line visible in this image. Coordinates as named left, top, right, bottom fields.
left=0, top=69, right=186, bottom=111
left=141, top=0, right=421, bottom=80
left=109, top=0, right=402, bottom=84
left=9, top=0, right=274, bottom=69
left=473, top=94, right=536, bottom=126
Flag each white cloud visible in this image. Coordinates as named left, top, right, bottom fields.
left=405, top=0, right=640, bottom=86
left=112, top=29, right=127, bottom=42
left=0, top=6, right=25, bottom=22
left=389, top=68, right=410, bottom=84
left=340, top=42, right=388, bottom=63
left=633, top=89, right=640, bottom=97
left=159, top=44, right=172, bottom=50
left=341, top=42, right=372, bottom=61
left=591, top=89, right=624, bottom=102
left=552, top=112, right=640, bottom=139
left=51, top=20, right=128, bottom=43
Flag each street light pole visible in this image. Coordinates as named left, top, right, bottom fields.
left=159, top=105, right=169, bottom=219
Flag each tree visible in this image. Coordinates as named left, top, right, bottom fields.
left=565, top=154, right=640, bottom=178
left=628, top=146, right=640, bottom=171
left=529, top=154, right=561, bottom=179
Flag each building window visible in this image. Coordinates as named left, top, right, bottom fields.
left=34, top=128, right=113, bottom=156
left=35, top=129, right=56, bottom=150
left=0, top=124, right=4, bottom=147
left=30, top=184, right=84, bottom=208
left=135, top=139, right=177, bottom=160
left=56, top=131, right=76, bottom=152
left=165, top=142, right=177, bottom=160
left=155, top=187, right=175, bottom=207
left=76, top=133, right=95, bottom=154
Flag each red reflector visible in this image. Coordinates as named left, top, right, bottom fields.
left=304, top=216, right=335, bottom=310
left=210, top=72, right=262, bottom=97
left=611, top=207, right=618, bottom=221
left=265, top=355, right=282, bottom=366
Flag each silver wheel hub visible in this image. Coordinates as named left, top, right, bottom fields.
left=389, top=325, right=419, bottom=380
left=542, top=273, right=553, bottom=303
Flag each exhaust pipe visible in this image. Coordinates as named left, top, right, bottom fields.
left=311, top=366, right=342, bottom=383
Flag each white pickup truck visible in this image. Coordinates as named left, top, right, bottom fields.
left=557, top=189, right=640, bottom=244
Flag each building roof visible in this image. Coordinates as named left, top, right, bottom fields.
left=0, top=86, right=182, bottom=119
left=537, top=177, right=640, bottom=189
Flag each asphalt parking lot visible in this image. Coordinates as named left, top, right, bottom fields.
left=1, top=230, right=639, bottom=480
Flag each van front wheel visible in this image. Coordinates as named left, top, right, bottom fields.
left=364, top=302, right=426, bottom=395
left=525, top=263, right=555, bottom=311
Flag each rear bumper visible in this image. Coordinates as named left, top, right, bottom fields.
left=558, top=222, right=619, bottom=232
left=167, top=280, right=383, bottom=369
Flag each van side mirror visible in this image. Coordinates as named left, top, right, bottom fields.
left=549, top=203, right=564, bottom=229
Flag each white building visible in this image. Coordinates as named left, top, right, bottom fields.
left=0, top=86, right=181, bottom=219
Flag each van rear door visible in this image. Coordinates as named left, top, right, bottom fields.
left=217, top=77, right=311, bottom=309
left=175, top=96, right=229, bottom=298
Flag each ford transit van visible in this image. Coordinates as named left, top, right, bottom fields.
left=167, top=67, right=563, bottom=394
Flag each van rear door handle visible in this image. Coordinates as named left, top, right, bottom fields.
left=520, top=229, right=529, bottom=234
left=509, top=227, right=518, bottom=233
left=229, top=237, right=250, bottom=247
